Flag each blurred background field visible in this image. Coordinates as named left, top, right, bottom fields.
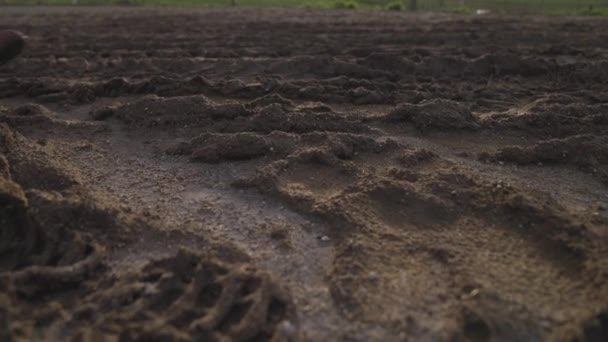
left=1, top=0, right=607, bottom=15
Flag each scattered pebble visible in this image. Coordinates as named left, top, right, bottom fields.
left=461, top=288, right=480, bottom=300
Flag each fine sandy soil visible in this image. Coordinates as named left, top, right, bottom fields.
left=1, top=6, right=607, bottom=341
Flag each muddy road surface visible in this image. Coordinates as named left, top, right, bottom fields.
left=1, top=6, right=607, bottom=341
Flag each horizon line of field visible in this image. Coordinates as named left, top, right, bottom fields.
left=2, top=0, right=608, bottom=14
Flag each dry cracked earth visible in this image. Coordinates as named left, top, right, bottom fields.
left=1, top=6, right=608, bottom=342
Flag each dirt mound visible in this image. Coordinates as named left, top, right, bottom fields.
left=91, top=94, right=249, bottom=126
left=468, top=53, right=550, bottom=77
left=170, top=132, right=275, bottom=163
left=381, top=99, right=478, bottom=130
left=360, top=52, right=416, bottom=76
left=419, top=53, right=551, bottom=79
left=481, top=134, right=608, bottom=184
left=96, top=94, right=370, bottom=136
left=268, top=55, right=394, bottom=80
left=0, top=104, right=55, bottom=126
left=277, top=76, right=397, bottom=104
left=246, top=93, right=295, bottom=110
left=5, top=72, right=401, bottom=106
left=15, top=72, right=401, bottom=106
left=481, top=96, right=608, bottom=138
left=0, top=123, right=79, bottom=191
left=169, top=131, right=397, bottom=163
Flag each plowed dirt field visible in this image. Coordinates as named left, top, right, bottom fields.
left=1, top=6, right=607, bottom=341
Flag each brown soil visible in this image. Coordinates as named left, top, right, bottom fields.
left=1, top=6, right=607, bottom=341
